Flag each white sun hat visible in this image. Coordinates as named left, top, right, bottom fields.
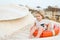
left=0, top=4, right=35, bottom=39
left=0, top=4, right=29, bottom=20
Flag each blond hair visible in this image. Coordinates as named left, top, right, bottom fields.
left=34, top=11, right=44, bottom=19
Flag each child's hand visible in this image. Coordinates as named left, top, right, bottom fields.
left=36, top=26, right=44, bottom=38
left=30, top=26, right=37, bottom=38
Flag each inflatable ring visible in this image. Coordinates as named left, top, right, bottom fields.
left=33, top=26, right=59, bottom=38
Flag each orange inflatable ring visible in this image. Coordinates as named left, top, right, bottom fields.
left=33, top=26, right=59, bottom=38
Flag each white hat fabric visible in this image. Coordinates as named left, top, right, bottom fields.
left=0, top=4, right=29, bottom=20
left=0, top=4, right=35, bottom=39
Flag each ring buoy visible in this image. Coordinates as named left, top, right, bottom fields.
left=33, top=25, right=59, bottom=38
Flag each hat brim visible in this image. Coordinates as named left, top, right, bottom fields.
left=0, top=5, right=29, bottom=21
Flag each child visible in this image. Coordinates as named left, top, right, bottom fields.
left=30, top=11, right=46, bottom=38
left=30, top=11, right=56, bottom=38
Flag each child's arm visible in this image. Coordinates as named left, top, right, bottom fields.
left=46, top=23, right=55, bottom=36
left=30, top=23, right=37, bottom=38
left=36, top=26, right=44, bottom=38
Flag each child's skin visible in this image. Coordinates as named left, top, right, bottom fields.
left=34, top=13, right=43, bottom=21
